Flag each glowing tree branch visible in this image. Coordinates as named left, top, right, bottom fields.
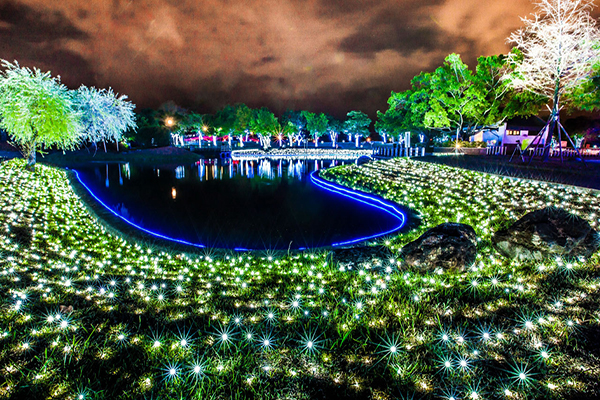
left=505, top=0, right=600, bottom=160
left=74, top=86, right=137, bottom=153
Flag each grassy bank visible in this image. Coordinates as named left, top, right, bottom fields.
left=420, top=155, right=600, bottom=191
left=0, top=158, right=599, bottom=399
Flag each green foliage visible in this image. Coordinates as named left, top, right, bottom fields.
left=281, top=109, right=306, bottom=131
left=175, top=112, right=205, bottom=135
left=212, top=105, right=238, bottom=137
left=233, top=103, right=253, bottom=134
left=568, top=60, right=600, bottom=112
left=302, top=111, right=329, bottom=141
left=130, top=109, right=170, bottom=147
left=0, top=60, right=82, bottom=167
left=436, top=139, right=486, bottom=148
left=250, top=108, right=278, bottom=148
left=384, top=53, right=542, bottom=141
left=344, top=111, right=371, bottom=138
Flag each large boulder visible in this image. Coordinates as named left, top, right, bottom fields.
left=492, top=207, right=599, bottom=261
left=400, top=223, right=477, bottom=272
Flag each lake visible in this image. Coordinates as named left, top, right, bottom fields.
left=73, top=158, right=407, bottom=250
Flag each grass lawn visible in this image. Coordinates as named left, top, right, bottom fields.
left=0, top=157, right=599, bottom=400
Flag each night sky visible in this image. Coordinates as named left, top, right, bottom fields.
left=1, top=0, right=598, bottom=119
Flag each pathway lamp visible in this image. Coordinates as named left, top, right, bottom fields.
left=164, top=117, right=178, bottom=145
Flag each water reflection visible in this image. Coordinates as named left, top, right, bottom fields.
left=79, top=158, right=399, bottom=250
left=189, top=158, right=348, bottom=182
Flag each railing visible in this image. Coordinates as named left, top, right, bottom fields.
left=372, top=144, right=425, bottom=158
left=548, top=147, right=600, bottom=158
left=486, top=145, right=506, bottom=155
left=488, top=145, right=600, bottom=158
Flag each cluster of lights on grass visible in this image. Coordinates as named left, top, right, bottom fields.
left=0, top=158, right=599, bottom=399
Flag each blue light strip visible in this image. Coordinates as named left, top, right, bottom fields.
left=71, top=168, right=406, bottom=250
left=71, top=169, right=206, bottom=248
left=309, top=171, right=406, bottom=246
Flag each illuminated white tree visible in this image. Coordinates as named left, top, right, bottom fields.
left=505, top=0, right=600, bottom=160
left=74, top=86, right=137, bottom=153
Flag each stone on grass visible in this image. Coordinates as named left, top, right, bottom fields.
left=492, top=207, right=599, bottom=261
left=400, top=223, right=477, bottom=272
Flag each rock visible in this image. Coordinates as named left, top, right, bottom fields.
left=400, top=223, right=478, bottom=271
left=492, top=207, right=599, bottom=261
left=356, top=156, right=372, bottom=166
left=330, top=245, right=393, bottom=270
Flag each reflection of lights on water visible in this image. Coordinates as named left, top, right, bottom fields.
left=171, top=187, right=177, bottom=199
left=197, top=163, right=205, bottom=181
left=259, top=159, right=274, bottom=179
left=175, top=166, right=185, bottom=179
left=189, top=159, right=350, bottom=182
left=123, top=163, right=130, bottom=179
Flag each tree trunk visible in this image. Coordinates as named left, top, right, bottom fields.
left=26, top=147, right=36, bottom=170
left=542, top=82, right=562, bottom=162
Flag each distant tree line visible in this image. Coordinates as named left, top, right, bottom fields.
left=131, top=102, right=374, bottom=150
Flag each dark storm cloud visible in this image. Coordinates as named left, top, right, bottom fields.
left=0, top=1, right=84, bottom=41
left=0, top=1, right=93, bottom=86
left=5, top=0, right=594, bottom=119
left=338, top=4, right=464, bottom=58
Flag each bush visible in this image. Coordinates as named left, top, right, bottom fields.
left=437, top=139, right=486, bottom=148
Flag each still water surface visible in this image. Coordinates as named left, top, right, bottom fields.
left=74, top=158, right=404, bottom=250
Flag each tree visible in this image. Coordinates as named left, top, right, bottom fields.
left=504, top=0, right=600, bottom=160
left=383, top=53, right=544, bottom=145
left=212, top=105, right=238, bottom=146
left=380, top=81, right=434, bottom=143
left=302, top=111, right=328, bottom=147
left=273, top=121, right=298, bottom=147
left=568, top=58, right=600, bottom=112
left=281, top=110, right=306, bottom=145
left=74, top=85, right=136, bottom=153
left=250, top=107, right=278, bottom=149
left=233, top=103, right=253, bottom=146
left=376, top=91, right=428, bottom=143
left=344, top=111, right=371, bottom=147
left=175, top=112, right=205, bottom=147
left=129, top=109, right=170, bottom=147
left=0, top=60, right=82, bottom=169
left=326, top=115, right=343, bottom=147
